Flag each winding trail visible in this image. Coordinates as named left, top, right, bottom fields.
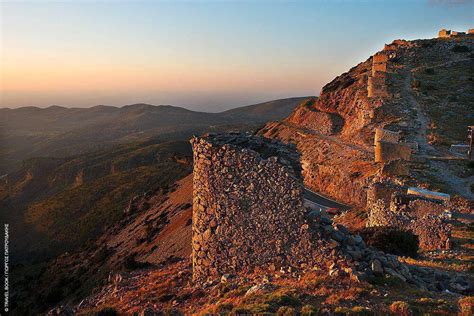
left=281, top=121, right=373, bottom=154
left=403, top=63, right=474, bottom=199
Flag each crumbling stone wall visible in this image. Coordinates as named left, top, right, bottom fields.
left=384, top=40, right=409, bottom=51
left=191, top=133, right=313, bottom=282
left=372, top=52, right=389, bottom=75
left=367, top=75, right=388, bottom=98
left=368, top=52, right=391, bottom=98
left=375, top=141, right=412, bottom=162
left=374, top=128, right=400, bottom=146
left=367, top=182, right=452, bottom=250
left=286, top=98, right=344, bottom=136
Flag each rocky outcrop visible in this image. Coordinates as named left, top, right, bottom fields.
left=286, top=98, right=344, bottom=136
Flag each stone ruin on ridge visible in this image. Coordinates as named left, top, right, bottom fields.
left=190, top=132, right=472, bottom=293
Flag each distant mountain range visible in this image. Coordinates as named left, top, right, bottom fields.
left=0, top=97, right=311, bottom=174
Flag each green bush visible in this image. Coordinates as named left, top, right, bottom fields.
left=358, top=227, right=419, bottom=257
left=451, top=45, right=470, bottom=53
left=424, top=68, right=435, bottom=75
left=277, top=306, right=296, bottom=316
left=301, top=304, right=319, bottom=315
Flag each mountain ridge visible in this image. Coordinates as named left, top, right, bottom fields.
left=0, top=97, right=311, bottom=174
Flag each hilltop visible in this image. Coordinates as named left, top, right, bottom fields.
left=260, top=33, right=474, bottom=205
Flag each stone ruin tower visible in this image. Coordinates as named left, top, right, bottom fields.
left=190, top=132, right=312, bottom=282
left=367, top=40, right=409, bottom=98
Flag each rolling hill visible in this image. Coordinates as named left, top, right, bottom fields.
left=0, top=97, right=310, bottom=174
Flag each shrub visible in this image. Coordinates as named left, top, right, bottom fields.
left=233, top=303, right=270, bottom=314
left=458, top=296, right=474, bottom=316
left=411, top=79, right=421, bottom=89
left=301, top=304, right=319, bottom=315
left=351, top=306, right=373, bottom=315
left=214, top=302, right=234, bottom=313
left=270, top=293, right=301, bottom=307
left=451, top=45, right=470, bottom=53
left=277, top=306, right=296, bottom=316
left=424, top=68, right=435, bottom=75
left=390, top=301, right=411, bottom=315
left=358, top=227, right=419, bottom=257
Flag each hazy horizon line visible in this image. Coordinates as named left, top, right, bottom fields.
left=0, top=95, right=317, bottom=113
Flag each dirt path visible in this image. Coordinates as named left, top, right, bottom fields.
left=281, top=121, right=373, bottom=154
left=402, top=70, right=436, bottom=155
left=402, top=64, right=474, bottom=199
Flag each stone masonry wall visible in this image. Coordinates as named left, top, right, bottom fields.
left=191, top=133, right=311, bottom=283
left=375, top=141, right=412, bottom=162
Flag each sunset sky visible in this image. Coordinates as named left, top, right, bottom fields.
left=1, top=0, right=472, bottom=111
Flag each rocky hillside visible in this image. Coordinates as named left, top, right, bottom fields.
left=259, top=34, right=474, bottom=207
left=0, top=140, right=193, bottom=264
left=11, top=174, right=194, bottom=314
left=222, top=97, right=312, bottom=121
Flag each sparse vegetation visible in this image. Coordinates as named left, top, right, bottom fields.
left=390, top=301, right=412, bottom=315
left=301, top=304, right=319, bottom=315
